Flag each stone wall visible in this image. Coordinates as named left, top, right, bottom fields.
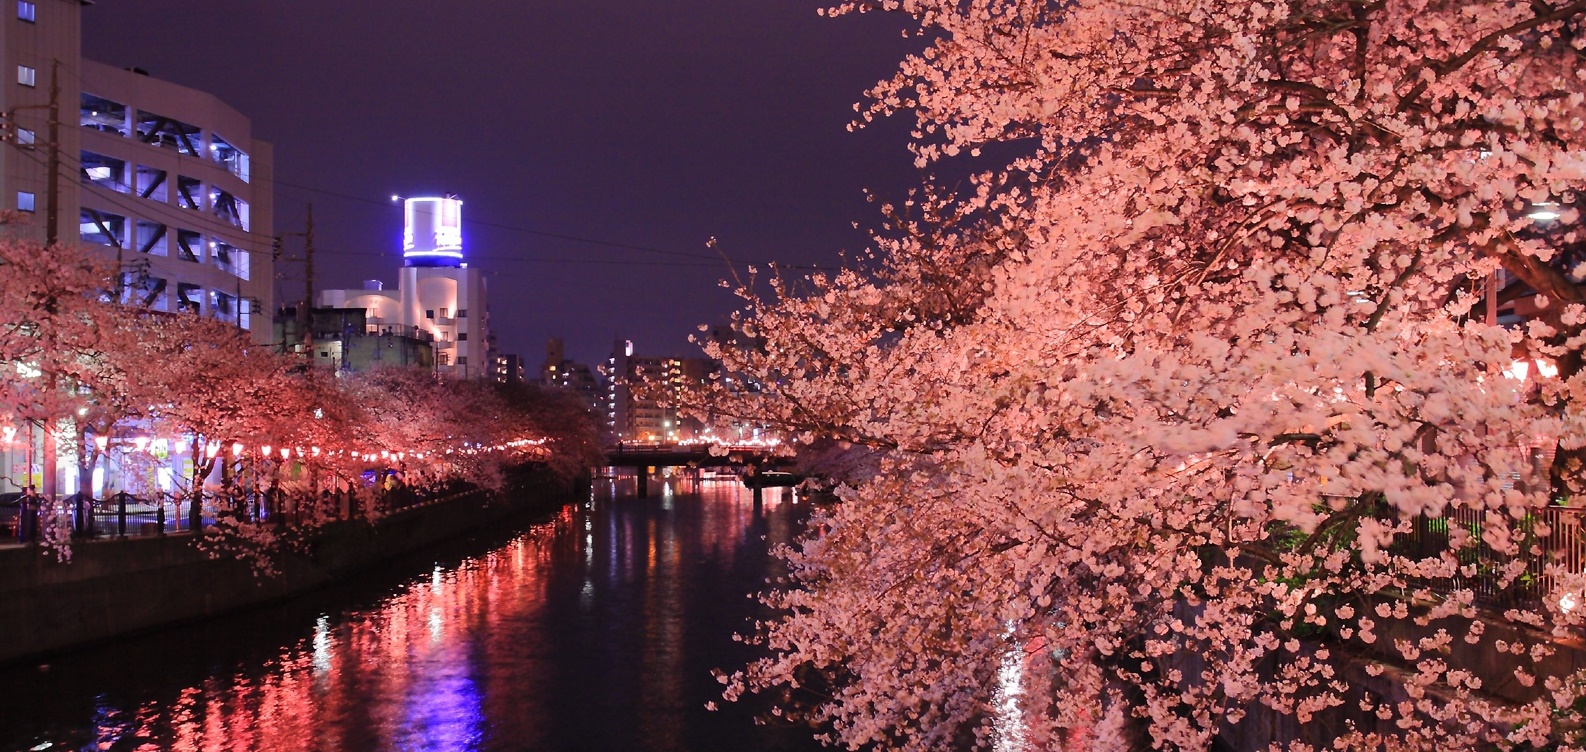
left=0, top=477, right=573, bottom=665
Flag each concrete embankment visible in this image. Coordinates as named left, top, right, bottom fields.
left=0, top=473, right=579, bottom=665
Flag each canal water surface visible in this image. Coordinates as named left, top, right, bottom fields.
left=0, top=477, right=823, bottom=751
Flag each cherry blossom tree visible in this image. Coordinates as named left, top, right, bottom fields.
left=2, top=236, right=596, bottom=569
left=704, top=1, right=1586, bottom=749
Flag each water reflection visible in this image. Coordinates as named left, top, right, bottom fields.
left=0, top=476, right=818, bottom=752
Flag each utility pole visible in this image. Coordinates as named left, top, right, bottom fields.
left=44, top=59, right=59, bottom=248
left=303, top=203, right=315, bottom=352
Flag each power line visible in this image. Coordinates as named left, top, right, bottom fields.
left=273, top=179, right=729, bottom=262
left=15, top=120, right=842, bottom=273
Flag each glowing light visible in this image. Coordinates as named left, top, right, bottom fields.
left=262, top=445, right=272, bottom=457
left=402, top=197, right=464, bottom=262
left=93, top=435, right=108, bottom=452
left=133, top=436, right=148, bottom=452
left=232, top=442, right=244, bottom=457
left=1506, top=360, right=1531, bottom=381
left=280, top=447, right=292, bottom=460
left=205, top=441, right=221, bottom=459
left=1563, top=592, right=1578, bottom=614
left=311, top=446, right=321, bottom=458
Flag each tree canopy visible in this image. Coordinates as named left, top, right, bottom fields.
left=705, top=0, right=1586, bottom=748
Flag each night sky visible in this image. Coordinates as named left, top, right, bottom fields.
left=80, top=1, right=921, bottom=367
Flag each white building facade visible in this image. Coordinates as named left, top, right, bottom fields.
left=1, top=1, right=274, bottom=341
left=319, top=196, right=492, bottom=378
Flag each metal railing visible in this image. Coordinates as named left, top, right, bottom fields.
left=3, top=482, right=488, bottom=546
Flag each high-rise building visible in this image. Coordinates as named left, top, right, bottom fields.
left=2, top=1, right=274, bottom=341
left=319, top=196, right=493, bottom=378
left=603, top=338, right=716, bottom=444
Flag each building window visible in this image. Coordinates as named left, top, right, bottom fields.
left=212, top=239, right=248, bottom=280
left=136, top=110, right=201, bottom=155
left=425, top=310, right=434, bottom=319
left=135, top=221, right=167, bottom=256
left=80, top=151, right=129, bottom=193
left=458, top=333, right=468, bottom=341
left=209, top=187, right=249, bottom=230
left=81, top=93, right=128, bottom=136
left=136, top=165, right=167, bottom=201
left=16, top=128, right=34, bottom=145
left=17, top=1, right=34, bottom=22
left=456, top=308, right=467, bottom=318
left=210, top=133, right=250, bottom=182
left=80, top=209, right=126, bottom=247
left=458, top=357, right=468, bottom=366
left=16, top=191, right=34, bottom=212
left=175, top=229, right=202, bottom=263
left=176, top=176, right=202, bottom=209
left=17, top=65, right=35, bottom=87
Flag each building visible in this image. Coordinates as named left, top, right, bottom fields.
left=1, top=1, right=275, bottom=495
left=318, top=196, right=492, bottom=379
left=492, top=353, right=524, bottom=384
left=540, top=337, right=602, bottom=412
left=0, top=1, right=274, bottom=342
left=274, top=306, right=435, bottom=372
left=603, top=338, right=716, bottom=444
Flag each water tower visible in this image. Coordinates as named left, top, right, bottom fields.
left=401, top=196, right=464, bottom=268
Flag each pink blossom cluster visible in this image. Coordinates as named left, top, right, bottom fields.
left=697, top=0, right=1586, bottom=749
left=0, top=232, right=603, bottom=567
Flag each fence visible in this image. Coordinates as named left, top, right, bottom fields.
left=3, top=481, right=486, bottom=546
left=1391, top=505, right=1586, bottom=611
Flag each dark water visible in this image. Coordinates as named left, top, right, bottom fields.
left=0, top=476, right=823, bottom=751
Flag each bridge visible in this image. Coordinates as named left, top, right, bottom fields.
left=603, top=444, right=791, bottom=497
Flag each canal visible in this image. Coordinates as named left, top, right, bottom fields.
left=0, top=476, right=823, bottom=751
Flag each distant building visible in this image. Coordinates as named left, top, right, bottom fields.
left=540, top=337, right=602, bottom=413
left=317, top=196, right=492, bottom=378
left=603, top=338, right=715, bottom=443
left=492, top=353, right=524, bottom=384
left=274, top=306, right=434, bottom=371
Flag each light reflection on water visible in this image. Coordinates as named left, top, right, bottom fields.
left=0, top=477, right=817, bottom=752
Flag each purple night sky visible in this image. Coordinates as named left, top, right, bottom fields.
left=80, top=1, right=921, bottom=366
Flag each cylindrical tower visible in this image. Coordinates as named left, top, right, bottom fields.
left=402, top=196, right=463, bottom=268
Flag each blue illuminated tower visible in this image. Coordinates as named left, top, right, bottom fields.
left=401, top=196, right=464, bottom=268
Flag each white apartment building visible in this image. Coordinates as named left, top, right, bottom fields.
left=319, top=196, right=492, bottom=378
left=2, top=0, right=274, bottom=341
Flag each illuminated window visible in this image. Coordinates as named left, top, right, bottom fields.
left=17, top=65, right=35, bottom=87
left=17, top=1, right=34, bottom=22
left=210, top=133, right=249, bottom=182
left=135, top=220, right=167, bottom=256
left=175, top=229, right=202, bottom=263
left=176, top=176, right=202, bottom=209
left=136, top=110, right=201, bottom=155
left=80, top=151, right=128, bottom=193
left=16, top=191, right=33, bottom=212
left=210, top=187, right=248, bottom=230
left=80, top=209, right=125, bottom=247
left=136, top=165, right=166, bottom=201
left=81, top=93, right=128, bottom=135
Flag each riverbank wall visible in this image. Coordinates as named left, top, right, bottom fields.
left=0, top=472, right=579, bottom=665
